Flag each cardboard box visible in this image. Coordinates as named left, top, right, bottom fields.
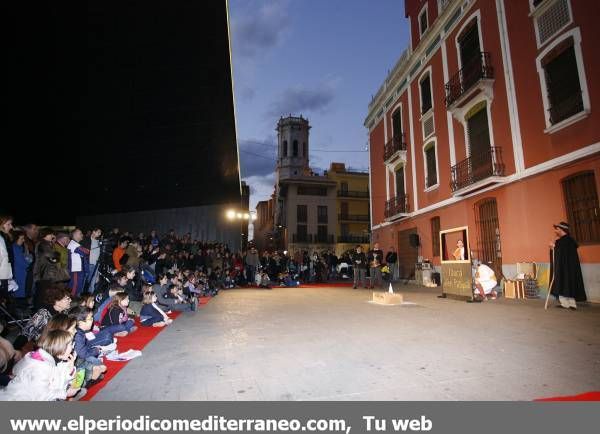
left=504, top=280, right=525, bottom=299
left=372, top=292, right=404, bottom=305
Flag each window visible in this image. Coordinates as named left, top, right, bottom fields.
left=341, top=202, right=349, bottom=219
left=392, top=109, right=402, bottom=137
left=296, top=224, right=308, bottom=242
left=282, top=140, right=288, bottom=157
left=341, top=223, right=349, bottom=236
left=395, top=166, right=405, bottom=197
left=534, top=0, right=572, bottom=47
left=543, top=41, right=583, bottom=125
left=293, top=140, right=298, bottom=157
left=317, top=225, right=328, bottom=242
left=420, top=75, right=432, bottom=114
left=297, top=205, right=307, bottom=222
left=317, top=206, right=328, bottom=224
left=561, top=171, right=600, bottom=244
left=424, top=142, right=438, bottom=188
left=431, top=216, right=440, bottom=257
left=297, top=186, right=327, bottom=196
left=341, top=182, right=348, bottom=194
left=303, top=142, right=307, bottom=157
left=419, top=5, right=428, bottom=36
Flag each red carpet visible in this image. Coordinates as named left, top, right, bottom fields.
left=83, top=296, right=213, bottom=401
left=299, top=282, right=354, bottom=288
left=534, top=391, right=600, bottom=401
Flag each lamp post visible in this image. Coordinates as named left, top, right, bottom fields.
left=226, top=208, right=257, bottom=252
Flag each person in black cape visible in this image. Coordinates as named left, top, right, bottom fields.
left=549, top=221, right=587, bottom=310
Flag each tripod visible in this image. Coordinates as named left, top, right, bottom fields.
left=0, top=284, right=29, bottom=334
left=82, top=237, right=113, bottom=295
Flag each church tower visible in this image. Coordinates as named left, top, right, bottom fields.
left=276, top=115, right=310, bottom=180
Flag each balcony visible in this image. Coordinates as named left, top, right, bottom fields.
left=338, top=234, right=370, bottom=244
left=445, top=52, right=494, bottom=109
left=450, top=146, right=505, bottom=194
left=384, top=195, right=409, bottom=219
left=338, top=214, right=370, bottom=222
left=292, top=233, right=311, bottom=243
left=313, top=234, right=334, bottom=244
left=338, top=190, right=370, bottom=199
left=384, top=134, right=407, bottom=165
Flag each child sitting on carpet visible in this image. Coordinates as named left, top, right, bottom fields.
left=70, top=306, right=109, bottom=386
left=0, top=330, right=80, bottom=401
left=140, top=291, right=172, bottom=327
left=100, top=292, right=137, bottom=337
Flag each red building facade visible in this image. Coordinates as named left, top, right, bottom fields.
left=366, top=0, right=600, bottom=301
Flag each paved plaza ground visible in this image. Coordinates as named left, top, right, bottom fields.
left=94, top=284, right=600, bottom=401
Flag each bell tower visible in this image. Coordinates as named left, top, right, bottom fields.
left=276, top=115, right=310, bottom=180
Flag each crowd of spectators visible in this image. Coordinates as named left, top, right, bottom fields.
left=0, top=212, right=401, bottom=400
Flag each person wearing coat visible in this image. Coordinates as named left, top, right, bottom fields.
left=549, top=221, right=587, bottom=309
left=0, top=215, right=14, bottom=297
left=12, top=232, right=33, bottom=299
left=0, top=330, right=78, bottom=401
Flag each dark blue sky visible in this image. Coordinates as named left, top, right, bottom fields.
left=229, top=0, right=409, bottom=208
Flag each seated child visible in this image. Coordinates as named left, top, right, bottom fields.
left=100, top=292, right=137, bottom=337
left=140, top=291, right=173, bottom=327
left=0, top=330, right=80, bottom=401
left=70, top=306, right=109, bottom=386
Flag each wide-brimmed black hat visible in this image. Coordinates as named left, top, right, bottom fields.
left=553, top=221, right=570, bottom=232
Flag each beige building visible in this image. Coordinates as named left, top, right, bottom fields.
left=325, top=162, right=371, bottom=256
left=272, top=116, right=337, bottom=254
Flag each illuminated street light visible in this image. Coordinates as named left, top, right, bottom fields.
left=236, top=212, right=243, bottom=219
left=226, top=209, right=236, bottom=220
left=243, top=213, right=250, bottom=220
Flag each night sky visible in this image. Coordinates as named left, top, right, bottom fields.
left=4, top=0, right=240, bottom=225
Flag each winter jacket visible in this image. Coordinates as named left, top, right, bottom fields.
left=0, top=348, right=74, bottom=401
left=140, top=303, right=164, bottom=326
left=73, top=328, right=101, bottom=361
left=0, top=234, right=13, bottom=280
left=12, top=243, right=32, bottom=298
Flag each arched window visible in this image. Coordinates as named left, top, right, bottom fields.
left=283, top=140, right=288, bottom=157
left=293, top=140, right=298, bottom=157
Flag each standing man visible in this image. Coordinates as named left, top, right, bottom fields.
left=244, top=246, right=259, bottom=286
left=67, top=228, right=90, bottom=296
left=549, top=222, right=587, bottom=310
left=352, top=245, right=367, bottom=289
left=368, top=242, right=384, bottom=289
left=386, top=247, right=398, bottom=281
left=82, top=228, right=102, bottom=293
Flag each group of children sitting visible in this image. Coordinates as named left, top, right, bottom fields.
left=0, top=280, right=186, bottom=400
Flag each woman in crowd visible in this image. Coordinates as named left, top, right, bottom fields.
left=11, top=230, right=33, bottom=300
left=140, top=291, right=172, bottom=327
left=17, top=287, right=72, bottom=349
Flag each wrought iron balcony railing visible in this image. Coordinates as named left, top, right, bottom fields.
left=450, top=146, right=505, bottom=192
left=445, top=52, right=493, bottom=107
left=313, top=234, right=334, bottom=244
left=384, top=134, right=407, bottom=162
left=338, top=234, right=370, bottom=244
left=384, top=195, right=409, bottom=218
left=337, top=190, right=370, bottom=198
left=292, top=233, right=311, bottom=243
left=338, top=214, right=370, bottom=222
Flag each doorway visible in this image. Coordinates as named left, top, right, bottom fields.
left=397, top=227, right=418, bottom=280
left=475, top=198, right=502, bottom=277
